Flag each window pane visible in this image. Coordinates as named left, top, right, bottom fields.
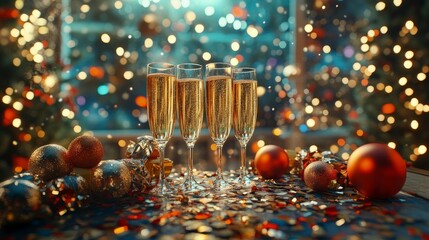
left=61, top=0, right=296, bottom=130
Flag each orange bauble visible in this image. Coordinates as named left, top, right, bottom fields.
left=347, top=143, right=407, bottom=199
left=254, top=145, right=289, bottom=179
left=67, top=135, right=104, bottom=169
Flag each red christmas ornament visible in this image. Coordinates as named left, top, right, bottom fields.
left=304, top=161, right=337, bottom=192
left=67, top=135, right=104, bottom=169
left=347, top=143, right=407, bottom=199
left=254, top=145, right=289, bottom=179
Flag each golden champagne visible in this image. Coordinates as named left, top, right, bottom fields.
left=176, top=78, right=204, bottom=143
left=147, top=73, right=176, bottom=141
left=233, top=80, right=257, bottom=144
left=206, top=75, right=233, bottom=144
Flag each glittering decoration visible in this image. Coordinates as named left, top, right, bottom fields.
left=126, top=135, right=157, bottom=160
left=43, top=174, right=90, bottom=215
left=0, top=179, right=41, bottom=226
left=28, top=144, right=71, bottom=181
left=88, top=160, right=131, bottom=199
left=67, top=135, right=104, bottom=169
left=303, top=161, right=337, bottom=192
left=146, top=158, right=173, bottom=179
left=298, top=150, right=322, bottom=179
left=321, top=151, right=349, bottom=188
left=124, top=136, right=171, bottom=192
left=295, top=149, right=348, bottom=190
left=122, top=159, right=155, bottom=195
left=288, top=149, right=304, bottom=175
left=13, top=172, right=43, bottom=186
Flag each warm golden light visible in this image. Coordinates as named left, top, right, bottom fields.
left=304, top=24, right=313, bottom=33
left=375, top=1, right=386, bottom=11
left=101, top=33, right=110, bottom=43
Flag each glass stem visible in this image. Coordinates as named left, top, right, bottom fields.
left=158, top=143, right=166, bottom=191
left=216, top=144, right=223, bottom=179
left=187, top=143, right=195, bottom=180
left=240, top=145, right=247, bottom=181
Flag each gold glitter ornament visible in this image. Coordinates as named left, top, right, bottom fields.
left=28, top=144, right=72, bottom=181
left=0, top=179, right=41, bottom=226
left=88, top=160, right=131, bottom=199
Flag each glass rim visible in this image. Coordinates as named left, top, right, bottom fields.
left=147, top=62, right=175, bottom=69
left=177, top=63, right=202, bottom=70
left=205, top=62, right=232, bottom=69
left=233, top=67, right=256, bottom=73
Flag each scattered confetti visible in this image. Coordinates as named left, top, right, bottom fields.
left=2, top=170, right=429, bottom=239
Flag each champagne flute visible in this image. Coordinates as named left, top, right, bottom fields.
left=147, top=62, right=176, bottom=196
left=176, top=63, right=206, bottom=192
left=233, top=67, right=258, bottom=185
left=205, top=62, right=233, bottom=191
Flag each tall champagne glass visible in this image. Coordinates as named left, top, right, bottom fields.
left=147, top=62, right=176, bottom=196
left=205, top=62, right=233, bottom=191
left=233, top=68, right=258, bottom=185
left=176, top=63, right=205, bottom=192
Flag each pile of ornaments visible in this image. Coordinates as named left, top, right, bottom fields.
left=253, top=143, right=407, bottom=199
left=0, top=135, right=158, bottom=227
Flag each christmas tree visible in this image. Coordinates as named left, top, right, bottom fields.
left=292, top=0, right=363, bottom=157
left=0, top=0, right=78, bottom=180
left=353, top=1, right=429, bottom=169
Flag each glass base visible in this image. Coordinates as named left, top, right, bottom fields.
left=213, top=174, right=232, bottom=191
left=152, top=178, right=175, bottom=197
left=232, top=175, right=254, bottom=188
left=181, top=175, right=207, bottom=193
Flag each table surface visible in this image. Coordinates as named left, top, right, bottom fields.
left=1, top=171, right=429, bottom=239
